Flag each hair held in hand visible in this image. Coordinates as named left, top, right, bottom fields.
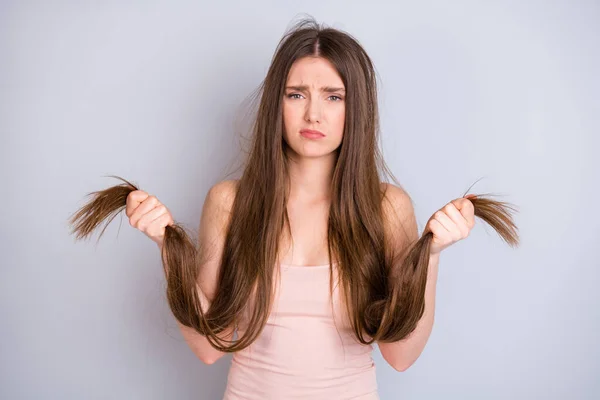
left=69, top=174, right=518, bottom=351
left=69, top=20, right=520, bottom=352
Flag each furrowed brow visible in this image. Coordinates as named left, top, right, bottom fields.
left=286, top=85, right=346, bottom=93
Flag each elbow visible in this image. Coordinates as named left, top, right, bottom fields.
left=199, top=354, right=219, bottom=365
left=384, top=351, right=414, bottom=372
left=200, top=356, right=217, bottom=365
left=198, top=351, right=226, bottom=365
left=381, top=347, right=413, bottom=372
left=391, top=361, right=412, bottom=372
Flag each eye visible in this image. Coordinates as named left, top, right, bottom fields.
left=329, top=95, right=343, bottom=101
left=287, top=93, right=303, bottom=99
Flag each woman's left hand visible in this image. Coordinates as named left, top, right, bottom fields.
left=425, top=195, right=477, bottom=255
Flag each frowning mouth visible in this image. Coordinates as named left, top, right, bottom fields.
left=300, top=129, right=325, bottom=139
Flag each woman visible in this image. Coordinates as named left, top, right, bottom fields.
left=70, top=17, right=518, bottom=400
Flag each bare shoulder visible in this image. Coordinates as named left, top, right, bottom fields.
left=200, top=178, right=239, bottom=246
left=380, top=182, right=414, bottom=216
left=206, top=179, right=239, bottom=213
left=379, top=182, right=419, bottom=253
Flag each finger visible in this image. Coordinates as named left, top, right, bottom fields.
left=150, top=205, right=173, bottom=227
left=451, top=197, right=473, bottom=212
left=427, top=218, right=448, bottom=243
left=146, top=213, right=173, bottom=238
left=136, top=204, right=167, bottom=231
left=444, top=203, right=470, bottom=237
left=130, top=196, right=159, bottom=227
left=126, top=190, right=149, bottom=217
left=451, top=198, right=475, bottom=228
left=433, top=210, right=461, bottom=241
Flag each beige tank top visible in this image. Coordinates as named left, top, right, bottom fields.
left=222, top=262, right=379, bottom=399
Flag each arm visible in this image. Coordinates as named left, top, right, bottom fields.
left=378, top=253, right=440, bottom=371
left=161, top=179, right=238, bottom=365
left=377, top=183, right=440, bottom=372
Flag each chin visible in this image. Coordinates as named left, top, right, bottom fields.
left=297, top=148, right=338, bottom=159
left=284, top=138, right=341, bottom=159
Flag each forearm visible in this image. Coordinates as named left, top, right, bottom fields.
left=379, top=252, right=440, bottom=371
left=157, top=241, right=229, bottom=364
left=176, top=288, right=231, bottom=364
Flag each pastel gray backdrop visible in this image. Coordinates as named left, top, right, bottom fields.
left=1, top=1, right=598, bottom=399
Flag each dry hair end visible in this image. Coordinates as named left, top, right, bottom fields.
left=69, top=174, right=519, bottom=350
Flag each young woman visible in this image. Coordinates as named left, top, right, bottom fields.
left=71, top=18, right=518, bottom=400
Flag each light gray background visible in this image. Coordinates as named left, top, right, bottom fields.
left=1, top=1, right=598, bottom=399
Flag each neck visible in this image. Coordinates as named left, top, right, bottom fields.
left=285, top=150, right=337, bottom=204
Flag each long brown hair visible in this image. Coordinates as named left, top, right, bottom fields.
left=69, top=18, right=519, bottom=352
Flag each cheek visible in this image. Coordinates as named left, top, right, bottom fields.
left=282, top=106, right=291, bottom=140
left=334, top=108, right=345, bottom=136
left=283, top=104, right=300, bottom=130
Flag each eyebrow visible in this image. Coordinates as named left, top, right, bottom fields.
left=285, top=85, right=346, bottom=93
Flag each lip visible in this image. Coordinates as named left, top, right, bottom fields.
left=300, top=129, right=325, bottom=139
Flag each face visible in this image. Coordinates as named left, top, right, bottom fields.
left=282, top=56, right=346, bottom=159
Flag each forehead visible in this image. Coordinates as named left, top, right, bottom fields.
left=286, top=56, right=344, bottom=86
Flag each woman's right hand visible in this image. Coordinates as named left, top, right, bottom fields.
left=125, top=190, right=174, bottom=247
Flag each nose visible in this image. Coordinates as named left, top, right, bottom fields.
left=304, top=97, right=321, bottom=123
